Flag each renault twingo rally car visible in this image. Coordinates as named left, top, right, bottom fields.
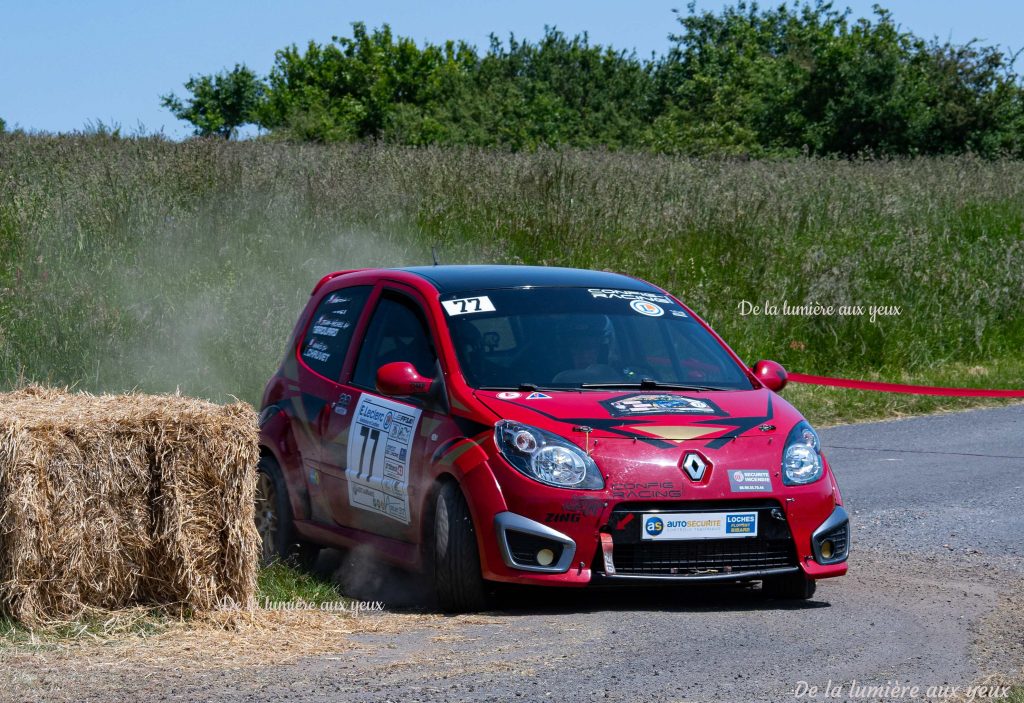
left=256, top=265, right=849, bottom=611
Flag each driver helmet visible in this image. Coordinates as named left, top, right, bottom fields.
left=560, top=314, right=613, bottom=364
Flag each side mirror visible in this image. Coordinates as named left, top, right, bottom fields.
left=376, top=362, right=433, bottom=396
left=751, top=359, right=788, bottom=392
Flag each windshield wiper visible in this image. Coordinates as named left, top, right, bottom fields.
left=478, top=383, right=548, bottom=392
left=579, top=379, right=729, bottom=392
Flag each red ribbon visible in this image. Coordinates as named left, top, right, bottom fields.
left=787, top=372, right=1024, bottom=398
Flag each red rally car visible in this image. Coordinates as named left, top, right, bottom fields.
left=256, top=265, right=849, bottom=611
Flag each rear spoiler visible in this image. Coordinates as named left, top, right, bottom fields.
left=311, top=269, right=367, bottom=295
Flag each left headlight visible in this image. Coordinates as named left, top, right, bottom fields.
left=781, top=420, right=824, bottom=485
left=494, top=420, right=604, bottom=489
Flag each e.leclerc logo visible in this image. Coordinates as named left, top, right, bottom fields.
left=645, top=516, right=665, bottom=536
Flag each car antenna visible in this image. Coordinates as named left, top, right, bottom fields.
left=431, top=246, right=441, bottom=266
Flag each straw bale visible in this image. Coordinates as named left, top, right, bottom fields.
left=0, top=386, right=260, bottom=626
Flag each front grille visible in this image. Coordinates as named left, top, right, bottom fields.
left=612, top=534, right=797, bottom=576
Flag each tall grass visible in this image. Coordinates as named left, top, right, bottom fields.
left=1, top=134, right=1021, bottom=422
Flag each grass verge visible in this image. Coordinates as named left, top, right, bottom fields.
left=0, top=562, right=345, bottom=648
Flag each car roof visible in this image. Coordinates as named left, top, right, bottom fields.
left=396, top=265, right=662, bottom=295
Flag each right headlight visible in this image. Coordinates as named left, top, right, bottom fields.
left=494, top=420, right=604, bottom=490
left=781, top=420, right=824, bottom=485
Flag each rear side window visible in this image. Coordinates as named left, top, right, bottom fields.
left=299, top=286, right=372, bottom=380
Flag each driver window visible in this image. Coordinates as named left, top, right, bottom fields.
left=352, top=293, right=438, bottom=389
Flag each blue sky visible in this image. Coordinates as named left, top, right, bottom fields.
left=2, top=1, right=1022, bottom=139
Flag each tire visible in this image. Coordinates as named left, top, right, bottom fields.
left=433, top=482, right=491, bottom=612
left=762, top=571, right=817, bottom=600
left=255, top=456, right=321, bottom=570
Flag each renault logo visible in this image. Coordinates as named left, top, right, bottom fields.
left=680, top=451, right=710, bottom=481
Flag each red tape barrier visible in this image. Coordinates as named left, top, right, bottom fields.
left=787, top=372, right=1024, bottom=398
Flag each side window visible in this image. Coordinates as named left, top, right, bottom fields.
left=299, top=286, right=372, bottom=381
left=353, top=293, right=438, bottom=389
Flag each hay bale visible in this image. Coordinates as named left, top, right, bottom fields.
left=0, top=386, right=260, bottom=626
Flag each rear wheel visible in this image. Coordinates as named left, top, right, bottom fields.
left=433, top=482, right=491, bottom=612
left=762, top=571, right=816, bottom=600
left=255, top=456, right=321, bottom=570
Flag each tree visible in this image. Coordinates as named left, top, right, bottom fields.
left=651, top=1, right=1024, bottom=156
left=162, top=64, right=265, bottom=139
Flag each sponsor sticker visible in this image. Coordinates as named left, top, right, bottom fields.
left=442, top=296, right=496, bottom=316
left=302, top=338, right=332, bottom=362
left=630, top=300, right=664, bottom=317
left=496, top=391, right=521, bottom=400
left=641, top=511, right=759, bottom=540
left=727, top=469, right=773, bottom=493
left=588, top=289, right=674, bottom=304
left=610, top=481, right=681, bottom=500
left=346, top=396, right=422, bottom=524
left=602, top=393, right=723, bottom=417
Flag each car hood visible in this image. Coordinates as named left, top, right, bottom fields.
left=475, top=387, right=803, bottom=449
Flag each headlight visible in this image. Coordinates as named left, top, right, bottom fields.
left=781, top=420, right=823, bottom=485
left=494, top=420, right=604, bottom=489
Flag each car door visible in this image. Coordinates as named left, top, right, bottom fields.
left=319, top=285, right=447, bottom=543
left=290, top=285, right=374, bottom=525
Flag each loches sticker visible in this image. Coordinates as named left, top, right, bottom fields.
left=346, top=395, right=422, bottom=524
left=442, top=296, right=496, bottom=316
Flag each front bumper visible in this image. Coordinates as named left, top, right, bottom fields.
left=482, top=499, right=849, bottom=586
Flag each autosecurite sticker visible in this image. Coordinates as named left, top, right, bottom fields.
left=641, top=512, right=758, bottom=540
left=601, top=393, right=723, bottom=417
left=441, top=296, right=496, bottom=316
left=526, top=392, right=551, bottom=399
left=630, top=300, right=664, bottom=317
left=727, top=469, right=773, bottom=493
left=346, top=395, right=422, bottom=524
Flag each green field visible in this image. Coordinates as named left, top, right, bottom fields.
left=1, top=134, right=1021, bottom=424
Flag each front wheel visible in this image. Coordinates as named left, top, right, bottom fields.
left=433, top=482, right=491, bottom=612
left=255, top=456, right=321, bottom=570
left=762, top=571, right=816, bottom=600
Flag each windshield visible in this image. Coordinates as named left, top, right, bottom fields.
left=441, top=287, right=754, bottom=391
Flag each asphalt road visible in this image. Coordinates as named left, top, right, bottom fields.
left=6, top=404, right=1024, bottom=703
